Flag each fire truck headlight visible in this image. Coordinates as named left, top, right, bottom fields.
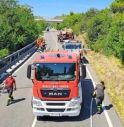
left=69, top=97, right=80, bottom=107
left=33, top=98, right=42, bottom=106
left=69, top=101, right=78, bottom=107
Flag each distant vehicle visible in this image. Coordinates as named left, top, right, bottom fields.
left=46, top=27, right=50, bottom=32
left=57, top=29, right=74, bottom=42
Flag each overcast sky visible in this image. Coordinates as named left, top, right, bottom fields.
left=18, top=0, right=113, bottom=18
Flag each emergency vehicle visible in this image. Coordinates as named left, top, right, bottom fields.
left=57, top=29, right=74, bottom=42
left=62, top=40, right=84, bottom=56
left=27, top=51, right=86, bottom=118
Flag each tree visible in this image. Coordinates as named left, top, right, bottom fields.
left=110, top=0, right=124, bottom=13
left=0, top=0, right=47, bottom=57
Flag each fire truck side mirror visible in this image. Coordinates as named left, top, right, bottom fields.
left=27, top=64, right=31, bottom=79
left=81, top=64, right=86, bottom=78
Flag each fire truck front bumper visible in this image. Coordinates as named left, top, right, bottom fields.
left=32, top=97, right=82, bottom=117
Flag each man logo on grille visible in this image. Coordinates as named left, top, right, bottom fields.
left=49, top=92, right=62, bottom=96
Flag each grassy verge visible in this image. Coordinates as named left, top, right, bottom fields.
left=87, top=51, right=124, bottom=122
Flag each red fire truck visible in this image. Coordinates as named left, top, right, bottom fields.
left=27, top=51, right=86, bottom=118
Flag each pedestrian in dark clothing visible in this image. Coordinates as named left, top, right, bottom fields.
left=92, top=81, right=105, bottom=114
left=4, top=73, right=16, bottom=106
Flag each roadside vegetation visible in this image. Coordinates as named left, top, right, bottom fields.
left=87, top=51, right=124, bottom=122
left=0, top=0, right=47, bottom=58
left=57, top=0, right=124, bottom=64
left=56, top=0, right=124, bottom=122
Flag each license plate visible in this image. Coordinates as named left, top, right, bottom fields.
left=50, top=113, right=61, bottom=116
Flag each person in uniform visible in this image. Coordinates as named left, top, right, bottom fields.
left=92, top=81, right=105, bottom=114
left=4, top=73, right=16, bottom=106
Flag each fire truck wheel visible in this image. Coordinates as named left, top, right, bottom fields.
left=37, top=116, right=43, bottom=120
left=37, top=116, right=40, bottom=120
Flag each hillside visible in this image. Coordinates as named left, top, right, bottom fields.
left=57, top=0, right=124, bottom=64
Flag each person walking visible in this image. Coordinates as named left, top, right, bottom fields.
left=92, top=81, right=105, bottom=114
left=4, top=73, right=16, bottom=106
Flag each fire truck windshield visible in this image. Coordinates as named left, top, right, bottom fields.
left=35, top=63, right=76, bottom=81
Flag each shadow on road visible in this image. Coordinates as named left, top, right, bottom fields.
left=11, top=98, right=26, bottom=104
left=81, top=79, right=97, bottom=119
left=92, top=97, right=113, bottom=115
left=92, top=103, right=113, bottom=115
left=38, top=79, right=96, bottom=122
left=102, top=104, right=113, bottom=112
left=92, top=98, right=97, bottom=114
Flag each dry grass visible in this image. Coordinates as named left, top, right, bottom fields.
left=87, top=51, right=124, bottom=122
left=77, top=34, right=124, bottom=122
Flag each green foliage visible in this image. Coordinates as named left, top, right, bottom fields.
left=57, top=12, right=83, bottom=32
left=92, top=36, right=106, bottom=53
left=0, top=0, right=46, bottom=57
left=110, top=0, right=124, bottom=13
left=120, top=49, right=124, bottom=64
left=0, top=48, right=9, bottom=58
left=58, top=0, right=124, bottom=64
left=35, top=20, right=47, bottom=34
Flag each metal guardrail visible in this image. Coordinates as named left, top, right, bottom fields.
left=0, top=42, right=36, bottom=83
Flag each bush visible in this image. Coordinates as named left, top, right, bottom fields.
left=120, top=49, right=124, bottom=64
left=0, top=48, right=9, bottom=58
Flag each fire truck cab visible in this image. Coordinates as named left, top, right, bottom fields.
left=27, top=51, right=86, bottom=118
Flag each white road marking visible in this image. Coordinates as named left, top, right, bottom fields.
left=13, top=53, right=35, bottom=74
left=90, top=98, right=93, bottom=127
left=31, top=117, right=37, bottom=127
left=86, top=67, right=114, bottom=127
left=103, top=104, right=114, bottom=127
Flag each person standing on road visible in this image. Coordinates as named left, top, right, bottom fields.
left=92, top=81, right=105, bottom=114
left=4, top=73, right=16, bottom=106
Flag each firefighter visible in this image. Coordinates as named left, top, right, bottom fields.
left=36, top=36, right=46, bottom=51
left=92, top=81, right=105, bottom=114
left=4, top=73, right=16, bottom=106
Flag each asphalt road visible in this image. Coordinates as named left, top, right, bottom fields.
left=0, top=29, right=123, bottom=127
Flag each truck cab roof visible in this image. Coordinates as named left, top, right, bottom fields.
left=34, top=51, right=78, bottom=63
